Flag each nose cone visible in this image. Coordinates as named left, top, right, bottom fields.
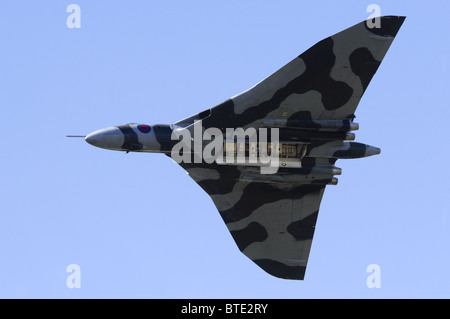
left=85, top=127, right=124, bottom=150
left=365, top=145, right=381, bottom=157
left=85, top=132, right=100, bottom=146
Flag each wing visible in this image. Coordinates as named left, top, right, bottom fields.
left=179, top=162, right=327, bottom=280
left=174, top=16, right=405, bottom=130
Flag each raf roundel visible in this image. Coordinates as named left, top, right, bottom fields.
left=137, top=124, right=151, bottom=133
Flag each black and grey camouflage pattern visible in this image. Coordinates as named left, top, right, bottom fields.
left=171, top=16, right=405, bottom=280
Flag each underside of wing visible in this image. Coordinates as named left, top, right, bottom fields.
left=174, top=16, right=405, bottom=131
left=179, top=162, right=327, bottom=280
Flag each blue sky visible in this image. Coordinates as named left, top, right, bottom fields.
left=1, top=1, right=449, bottom=298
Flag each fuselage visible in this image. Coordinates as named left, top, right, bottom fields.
left=85, top=122, right=381, bottom=161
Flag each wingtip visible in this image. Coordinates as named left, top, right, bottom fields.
left=253, top=259, right=307, bottom=280
left=365, top=15, right=406, bottom=37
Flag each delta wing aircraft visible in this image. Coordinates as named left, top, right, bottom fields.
left=81, top=16, right=405, bottom=279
